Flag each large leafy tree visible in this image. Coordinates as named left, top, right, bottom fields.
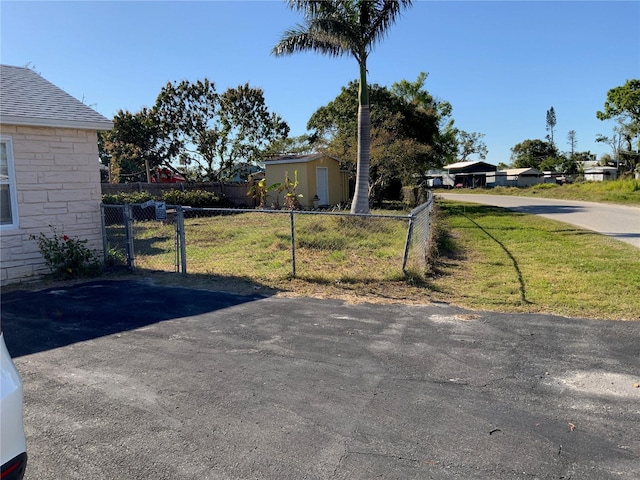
left=456, top=130, right=488, bottom=161
left=597, top=79, right=640, bottom=141
left=272, top=0, right=413, bottom=214
left=98, top=108, right=163, bottom=183
left=217, top=84, right=290, bottom=179
left=153, top=80, right=290, bottom=181
left=596, top=79, right=640, bottom=170
left=152, top=79, right=219, bottom=178
left=390, top=72, right=458, bottom=167
left=101, top=80, right=290, bottom=183
left=307, top=78, right=445, bottom=202
left=262, top=134, right=316, bottom=159
left=510, top=139, right=558, bottom=169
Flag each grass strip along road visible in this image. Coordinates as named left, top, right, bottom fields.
left=436, top=192, right=640, bottom=248
left=429, top=199, right=639, bottom=321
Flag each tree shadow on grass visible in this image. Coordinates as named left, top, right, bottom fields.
left=439, top=202, right=516, bottom=218
left=437, top=202, right=531, bottom=304
left=464, top=215, right=531, bottom=304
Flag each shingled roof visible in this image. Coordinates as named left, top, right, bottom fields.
left=0, top=64, right=113, bottom=130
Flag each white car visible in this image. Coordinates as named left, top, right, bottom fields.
left=0, top=326, right=27, bottom=480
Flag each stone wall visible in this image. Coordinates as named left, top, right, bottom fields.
left=0, top=124, right=103, bottom=286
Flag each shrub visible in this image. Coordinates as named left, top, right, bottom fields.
left=401, top=185, right=429, bottom=208
left=102, top=190, right=222, bottom=208
left=104, top=244, right=128, bottom=269
left=30, top=227, right=102, bottom=279
left=161, top=189, right=221, bottom=207
left=101, top=192, right=154, bottom=205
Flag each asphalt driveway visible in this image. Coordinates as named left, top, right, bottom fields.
left=436, top=193, right=640, bottom=248
left=2, top=280, right=639, bottom=479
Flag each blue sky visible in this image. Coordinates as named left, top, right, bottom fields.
left=1, top=1, right=639, bottom=166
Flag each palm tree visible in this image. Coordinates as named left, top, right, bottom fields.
left=272, top=0, right=413, bottom=214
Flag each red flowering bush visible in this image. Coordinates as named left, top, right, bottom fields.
left=30, top=227, right=102, bottom=278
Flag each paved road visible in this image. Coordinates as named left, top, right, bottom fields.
left=436, top=193, right=640, bottom=248
left=2, top=280, right=639, bottom=480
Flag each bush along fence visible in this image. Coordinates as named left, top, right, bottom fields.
left=100, top=194, right=434, bottom=283
left=101, top=182, right=254, bottom=208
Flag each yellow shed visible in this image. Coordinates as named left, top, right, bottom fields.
left=264, top=154, right=349, bottom=208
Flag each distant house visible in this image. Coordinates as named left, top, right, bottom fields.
left=263, top=154, right=349, bottom=208
left=443, top=160, right=497, bottom=188
left=229, top=162, right=262, bottom=183
left=542, top=171, right=569, bottom=185
left=0, top=65, right=113, bottom=286
left=487, top=168, right=544, bottom=188
left=584, top=166, right=618, bottom=182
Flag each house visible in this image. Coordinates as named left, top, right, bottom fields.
left=443, top=160, right=497, bottom=188
left=229, top=162, right=262, bottom=183
left=486, top=168, right=544, bottom=188
left=542, top=171, right=569, bottom=185
left=424, top=169, right=455, bottom=188
left=263, top=154, right=349, bottom=208
left=584, top=166, right=618, bottom=182
left=0, top=65, right=113, bottom=286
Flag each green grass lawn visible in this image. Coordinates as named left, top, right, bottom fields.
left=429, top=200, right=640, bottom=320
left=123, top=211, right=411, bottom=284
left=98, top=199, right=640, bottom=321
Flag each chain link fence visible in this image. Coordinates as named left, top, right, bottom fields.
left=101, top=193, right=434, bottom=281
left=403, top=198, right=435, bottom=277
left=101, top=203, right=180, bottom=272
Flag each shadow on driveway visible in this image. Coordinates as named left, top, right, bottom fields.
left=1, top=279, right=267, bottom=358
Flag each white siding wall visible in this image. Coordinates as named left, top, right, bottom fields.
left=516, top=176, right=542, bottom=187
left=0, top=124, right=103, bottom=286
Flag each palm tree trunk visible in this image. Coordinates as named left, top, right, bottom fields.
left=351, top=104, right=371, bottom=214
left=351, top=61, right=371, bottom=214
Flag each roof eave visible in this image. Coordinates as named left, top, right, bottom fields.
left=265, top=153, right=341, bottom=166
left=265, top=158, right=314, bottom=165
left=0, top=115, right=113, bottom=131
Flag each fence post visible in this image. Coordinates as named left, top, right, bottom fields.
left=290, top=211, right=296, bottom=278
left=176, top=206, right=187, bottom=274
left=402, top=213, right=415, bottom=275
left=124, top=204, right=135, bottom=269
left=100, top=204, right=108, bottom=263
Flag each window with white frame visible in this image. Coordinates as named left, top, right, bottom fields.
left=0, top=136, right=19, bottom=228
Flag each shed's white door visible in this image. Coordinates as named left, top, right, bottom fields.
left=316, top=167, right=329, bottom=205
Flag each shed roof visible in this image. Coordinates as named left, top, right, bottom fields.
left=264, top=153, right=341, bottom=166
left=494, top=168, right=543, bottom=176
left=443, top=160, right=482, bottom=170
left=443, top=160, right=497, bottom=172
left=0, top=64, right=113, bottom=130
